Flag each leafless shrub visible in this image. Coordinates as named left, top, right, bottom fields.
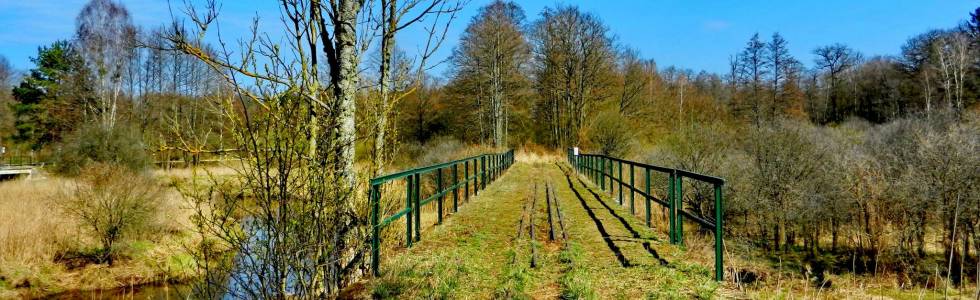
left=61, top=163, right=161, bottom=264
left=587, top=111, right=633, bottom=158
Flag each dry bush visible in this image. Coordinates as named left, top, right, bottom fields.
left=61, top=164, right=162, bottom=264
left=516, top=143, right=560, bottom=163
left=586, top=111, right=634, bottom=158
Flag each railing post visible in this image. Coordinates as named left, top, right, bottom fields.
left=437, top=168, right=443, bottom=225
left=465, top=160, right=470, bottom=199
left=371, top=184, right=380, bottom=276
left=453, top=164, right=459, bottom=212
left=629, top=164, right=635, bottom=214
left=589, top=156, right=599, bottom=182
left=715, top=182, right=725, bottom=281
left=645, top=168, right=651, bottom=227
left=414, top=173, right=421, bottom=242
left=668, top=172, right=676, bottom=244
left=406, top=177, right=413, bottom=247
left=481, top=156, right=487, bottom=190
left=600, top=157, right=606, bottom=190
left=676, top=175, right=684, bottom=245
left=618, top=160, right=624, bottom=205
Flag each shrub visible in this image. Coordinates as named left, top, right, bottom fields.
left=52, top=122, right=150, bottom=176
left=61, top=164, right=161, bottom=264
left=587, top=112, right=633, bottom=158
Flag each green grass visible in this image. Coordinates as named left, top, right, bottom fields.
left=558, top=242, right=596, bottom=299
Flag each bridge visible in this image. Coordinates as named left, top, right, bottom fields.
left=0, top=166, right=35, bottom=178
left=0, top=155, right=40, bottom=179
left=358, top=149, right=727, bottom=298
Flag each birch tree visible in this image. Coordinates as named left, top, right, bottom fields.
left=75, top=0, right=136, bottom=129
left=162, top=0, right=374, bottom=296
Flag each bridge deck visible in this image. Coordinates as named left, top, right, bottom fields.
left=0, top=168, right=33, bottom=176
left=360, top=161, right=721, bottom=299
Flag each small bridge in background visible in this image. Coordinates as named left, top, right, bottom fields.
left=0, top=154, right=41, bottom=179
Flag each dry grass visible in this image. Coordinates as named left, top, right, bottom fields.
left=0, top=178, right=78, bottom=288
left=0, top=172, right=198, bottom=298
left=515, top=144, right=562, bottom=163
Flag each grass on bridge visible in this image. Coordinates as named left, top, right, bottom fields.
left=358, top=158, right=721, bottom=299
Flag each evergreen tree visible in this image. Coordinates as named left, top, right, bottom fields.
left=11, top=41, right=91, bottom=149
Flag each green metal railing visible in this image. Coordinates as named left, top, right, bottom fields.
left=0, top=155, right=42, bottom=167
left=567, top=149, right=726, bottom=281
left=369, top=149, right=515, bottom=276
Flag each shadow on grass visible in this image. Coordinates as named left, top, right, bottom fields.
left=560, top=164, right=631, bottom=267
left=558, top=163, right=669, bottom=267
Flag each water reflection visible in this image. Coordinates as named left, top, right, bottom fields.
left=47, top=283, right=195, bottom=299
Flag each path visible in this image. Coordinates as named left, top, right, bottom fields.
left=362, top=161, right=719, bottom=299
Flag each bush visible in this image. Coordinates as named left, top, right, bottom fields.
left=61, top=164, right=161, bottom=264
left=587, top=112, right=633, bottom=158
left=52, top=122, right=150, bottom=176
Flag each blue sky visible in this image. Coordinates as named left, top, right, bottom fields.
left=0, top=0, right=975, bottom=77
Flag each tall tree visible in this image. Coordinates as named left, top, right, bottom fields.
left=449, top=0, right=528, bottom=148
left=10, top=42, right=91, bottom=149
left=933, top=32, right=972, bottom=111
left=901, top=30, right=944, bottom=118
left=164, top=0, right=371, bottom=295
left=0, top=56, right=15, bottom=141
left=617, top=47, right=657, bottom=116
left=735, top=33, right=769, bottom=125
left=766, top=32, right=801, bottom=121
left=372, top=0, right=461, bottom=176
left=813, top=43, right=861, bottom=123
left=531, top=5, right=615, bottom=147
left=75, top=0, right=136, bottom=128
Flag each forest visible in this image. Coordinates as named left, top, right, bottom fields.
left=0, top=0, right=978, bottom=298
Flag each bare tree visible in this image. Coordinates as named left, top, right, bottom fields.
left=531, top=5, right=615, bottom=147
left=0, top=55, right=15, bottom=143
left=813, top=43, right=861, bottom=123
left=448, top=0, right=528, bottom=148
left=735, top=33, right=769, bottom=125
left=372, top=0, right=462, bottom=176
left=161, top=0, right=375, bottom=296
left=75, top=0, right=136, bottom=128
left=617, top=47, right=656, bottom=116
left=766, top=32, right=801, bottom=121
left=934, top=32, right=971, bottom=112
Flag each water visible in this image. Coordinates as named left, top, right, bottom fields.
left=47, top=282, right=195, bottom=300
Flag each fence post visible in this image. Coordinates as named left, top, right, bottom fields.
left=600, top=157, right=606, bottom=190
left=406, top=177, right=413, bottom=247
left=715, top=182, right=724, bottom=281
left=676, top=175, right=684, bottom=245
left=414, top=173, right=421, bottom=242
left=629, top=164, right=635, bottom=214
left=645, top=168, right=651, bottom=227
left=481, top=156, right=487, bottom=190
left=371, top=184, right=380, bottom=276
left=437, top=168, right=443, bottom=225
left=465, top=160, right=470, bottom=199
left=618, top=160, right=624, bottom=205
left=453, top=164, right=459, bottom=212
left=668, top=172, right=676, bottom=244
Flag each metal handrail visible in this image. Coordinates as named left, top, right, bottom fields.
left=567, top=149, right=726, bottom=281
left=369, top=149, right=515, bottom=276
